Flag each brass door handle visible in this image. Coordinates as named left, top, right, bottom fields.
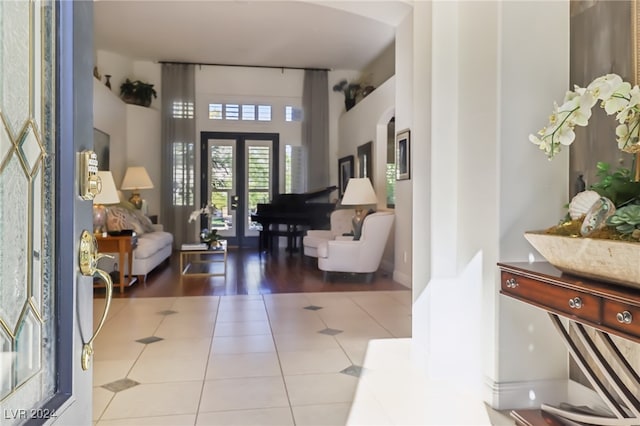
left=79, top=230, right=114, bottom=370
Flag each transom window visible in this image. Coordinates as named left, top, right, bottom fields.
left=209, top=103, right=273, bottom=122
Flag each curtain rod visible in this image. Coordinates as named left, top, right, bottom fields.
left=158, top=60, right=330, bottom=72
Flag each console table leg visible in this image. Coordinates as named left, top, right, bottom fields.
left=547, top=313, right=638, bottom=424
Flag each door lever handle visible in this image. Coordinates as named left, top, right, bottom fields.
left=79, top=230, right=114, bottom=370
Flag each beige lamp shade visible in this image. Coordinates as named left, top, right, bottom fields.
left=94, top=171, right=120, bottom=205
left=341, top=178, right=377, bottom=206
left=121, top=166, right=153, bottom=209
left=93, top=171, right=120, bottom=233
left=121, top=166, right=154, bottom=190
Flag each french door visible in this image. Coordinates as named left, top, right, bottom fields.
left=0, top=1, right=94, bottom=424
left=200, top=132, right=279, bottom=248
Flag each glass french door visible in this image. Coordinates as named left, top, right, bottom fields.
left=0, top=1, right=94, bottom=424
left=200, top=132, right=279, bottom=248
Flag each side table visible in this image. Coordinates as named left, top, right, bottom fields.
left=180, top=240, right=227, bottom=277
left=96, top=234, right=137, bottom=293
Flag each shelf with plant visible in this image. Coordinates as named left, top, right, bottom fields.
left=119, top=78, right=157, bottom=107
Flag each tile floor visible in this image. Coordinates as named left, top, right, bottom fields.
left=92, top=291, right=513, bottom=425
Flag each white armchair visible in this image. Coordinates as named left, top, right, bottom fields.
left=303, top=209, right=354, bottom=258
left=317, top=211, right=394, bottom=281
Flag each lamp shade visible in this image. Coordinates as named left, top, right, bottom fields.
left=93, top=171, right=120, bottom=205
left=341, top=178, right=377, bottom=206
left=121, top=166, right=154, bottom=190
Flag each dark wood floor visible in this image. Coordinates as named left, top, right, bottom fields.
left=94, top=248, right=408, bottom=298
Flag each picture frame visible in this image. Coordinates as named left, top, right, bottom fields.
left=338, top=155, right=354, bottom=197
left=395, top=129, right=410, bottom=180
left=94, top=128, right=110, bottom=171
left=357, top=141, right=373, bottom=185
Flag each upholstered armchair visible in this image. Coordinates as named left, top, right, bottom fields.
left=317, top=211, right=394, bottom=281
left=303, top=209, right=355, bottom=258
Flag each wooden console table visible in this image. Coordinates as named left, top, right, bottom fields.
left=96, top=234, right=137, bottom=293
left=498, top=262, right=640, bottom=425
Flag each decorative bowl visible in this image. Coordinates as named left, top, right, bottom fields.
left=524, top=231, right=640, bottom=290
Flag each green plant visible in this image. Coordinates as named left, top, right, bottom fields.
left=333, top=79, right=362, bottom=111
left=119, top=78, right=157, bottom=107
left=606, top=204, right=640, bottom=238
left=589, top=161, right=640, bottom=207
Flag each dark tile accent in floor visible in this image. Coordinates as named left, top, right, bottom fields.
left=304, top=305, right=323, bottom=311
left=158, top=310, right=178, bottom=315
left=135, top=336, right=164, bottom=344
left=318, top=328, right=343, bottom=336
left=340, top=365, right=364, bottom=377
left=102, top=378, right=140, bottom=393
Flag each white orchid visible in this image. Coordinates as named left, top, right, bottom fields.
left=188, top=204, right=216, bottom=223
left=531, top=73, right=640, bottom=158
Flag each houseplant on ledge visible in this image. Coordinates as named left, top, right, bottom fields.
left=119, top=78, right=157, bottom=107
left=527, top=73, right=640, bottom=289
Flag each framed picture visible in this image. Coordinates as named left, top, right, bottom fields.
left=338, top=155, right=354, bottom=197
left=94, top=128, right=110, bottom=171
left=357, top=141, right=373, bottom=185
left=396, top=129, right=410, bottom=180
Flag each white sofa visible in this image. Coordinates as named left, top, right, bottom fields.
left=303, top=209, right=354, bottom=258
left=317, top=211, right=394, bottom=281
left=131, top=224, right=173, bottom=283
left=104, top=203, right=173, bottom=283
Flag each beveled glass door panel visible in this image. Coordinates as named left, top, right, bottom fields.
left=0, top=0, right=57, bottom=415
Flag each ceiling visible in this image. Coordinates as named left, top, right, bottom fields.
left=93, top=0, right=413, bottom=71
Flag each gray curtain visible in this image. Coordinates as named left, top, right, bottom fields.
left=161, top=63, right=196, bottom=248
left=302, top=70, right=330, bottom=192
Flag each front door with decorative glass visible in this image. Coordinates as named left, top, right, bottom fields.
left=0, top=2, right=95, bottom=424
left=200, top=132, right=279, bottom=248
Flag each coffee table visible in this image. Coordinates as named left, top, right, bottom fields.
left=180, top=240, right=227, bottom=277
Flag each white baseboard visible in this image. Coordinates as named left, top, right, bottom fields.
left=392, top=269, right=411, bottom=288
left=483, top=376, right=570, bottom=410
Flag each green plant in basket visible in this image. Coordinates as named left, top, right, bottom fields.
left=606, top=204, right=640, bottom=239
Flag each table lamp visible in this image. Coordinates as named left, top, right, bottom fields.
left=93, top=171, right=120, bottom=234
left=121, top=166, right=154, bottom=209
left=340, top=178, right=377, bottom=239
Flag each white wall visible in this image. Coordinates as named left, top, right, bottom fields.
left=405, top=0, right=572, bottom=410
left=195, top=65, right=305, bottom=204
left=337, top=77, right=398, bottom=276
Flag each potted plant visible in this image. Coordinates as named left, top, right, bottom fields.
left=333, top=79, right=362, bottom=111
left=527, top=73, right=640, bottom=289
left=119, top=78, right=157, bottom=107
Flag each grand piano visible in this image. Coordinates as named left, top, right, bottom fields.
left=251, top=185, right=338, bottom=255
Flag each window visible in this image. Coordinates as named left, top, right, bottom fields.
left=247, top=146, right=271, bottom=229
left=209, top=103, right=275, bottom=122
left=285, top=106, right=302, bottom=122
left=225, top=104, right=240, bottom=120
left=242, top=105, right=255, bottom=120
left=172, top=101, right=194, bottom=118
left=257, top=105, right=271, bottom=121
left=172, top=141, right=195, bottom=206
left=285, top=144, right=305, bottom=193
left=209, top=145, right=234, bottom=229
left=209, top=103, right=223, bottom=120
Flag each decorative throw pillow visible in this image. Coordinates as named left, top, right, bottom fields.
left=106, top=205, right=145, bottom=234
left=130, top=208, right=155, bottom=233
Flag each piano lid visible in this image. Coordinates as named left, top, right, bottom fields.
left=270, top=185, right=338, bottom=205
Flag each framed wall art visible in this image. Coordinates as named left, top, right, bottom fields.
left=357, top=141, right=373, bottom=185
left=338, top=155, right=354, bottom=197
left=396, top=129, right=410, bottom=180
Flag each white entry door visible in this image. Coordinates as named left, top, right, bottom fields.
left=0, top=2, right=96, bottom=424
